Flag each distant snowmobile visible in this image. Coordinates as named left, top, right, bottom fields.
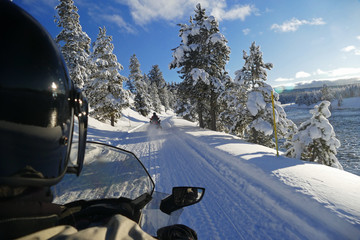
left=150, top=113, right=162, bottom=129
left=150, top=118, right=162, bottom=129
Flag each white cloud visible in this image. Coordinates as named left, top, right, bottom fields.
left=99, top=14, right=137, bottom=34
left=295, top=71, right=311, bottom=78
left=211, top=3, right=256, bottom=21
left=271, top=17, right=325, bottom=32
left=357, top=36, right=360, bottom=40
left=312, top=68, right=360, bottom=79
left=342, top=45, right=356, bottom=52
left=275, top=77, right=294, bottom=82
left=86, top=3, right=137, bottom=34
left=117, top=0, right=256, bottom=25
left=243, top=28, right=250, bottom=35
left=275, top=68, right=360, bottom=88
left=328, top=67, right=360, bottom=77
left=277, top=68, right=360, bottom=88
left=341, top=45, right=360, bottom=55
left=314, top=69, right=327, bottom=75
left=122, top=0, right=191, bottom=26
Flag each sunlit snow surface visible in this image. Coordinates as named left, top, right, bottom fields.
left=53, top=107, right=360, bottom=240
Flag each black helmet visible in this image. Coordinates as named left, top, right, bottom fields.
left=0, top=1, right=88, bottom=187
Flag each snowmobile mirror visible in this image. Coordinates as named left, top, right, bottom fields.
left=160, top=187, right=205, bottom=215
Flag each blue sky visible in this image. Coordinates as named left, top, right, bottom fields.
left=15, top=0, right=360, bottom=88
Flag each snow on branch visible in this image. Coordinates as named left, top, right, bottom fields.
left=208, top=32, right=226, bottom=44
left=247, top=91, right=266, bottom=116
left=190, top=68, right=210, bottom=85
left=250, top=118, right=273, bottom=136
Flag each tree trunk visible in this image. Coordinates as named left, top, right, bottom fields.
left=210, top=90, right=217, bottom=131
left=198, top=103, right=204, bottom=128
left=111, top=114, right=115, bottom=126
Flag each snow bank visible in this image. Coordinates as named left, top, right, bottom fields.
left=171, top=117, right=360, bottom=237
left=134, top=115, right=360, bottom=227
left=272, top=163, right=360, bottom=224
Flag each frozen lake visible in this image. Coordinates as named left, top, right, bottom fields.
left=284, top=106, right=360, bottom=176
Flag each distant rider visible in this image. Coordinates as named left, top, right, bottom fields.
left=150, top=112, right=160, bottom=123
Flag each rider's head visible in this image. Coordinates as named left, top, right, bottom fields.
left=153, top=112, right=157, bottom=116
left=0, top=1, right=88, bottom=194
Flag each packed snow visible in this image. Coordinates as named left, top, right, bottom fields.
left=54, top=108, right=360, bottom=239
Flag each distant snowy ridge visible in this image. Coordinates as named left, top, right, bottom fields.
left=275, top=77, right=360, bottom=90
left=284, top=96, right=360, bottom=109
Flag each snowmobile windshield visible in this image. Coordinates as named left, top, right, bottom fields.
left=52, top=141, right=155, bottom=204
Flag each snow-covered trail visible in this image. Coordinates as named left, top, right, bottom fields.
left=112, top=116, right=360, bottom=240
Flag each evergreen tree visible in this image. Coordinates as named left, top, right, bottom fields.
left=148, top=65, right=165, bottom=87
left=161, top=87, right=171, bottom=111
left=337, top=94, right=343, bottom=107
left=127, top=54, right=140, bottom=94
left=220, top=42, right=295, bottom=148
left=149, top=65, right=169, bottom=111
left=229, top=42, right=276, bottom=147
left=170, top=3, right=230, bottom=130
left=128, top=54, right=151, bottom=115
left=149, top=82, right=162, bottom=113
left=321, top=84, right=334, bottom=102
left=167, top=82, right=178, bottom=109
left=174, top=83, right=197, bottom=121
left=55, top=0, right=91, bottom=89
left=148, top=65, right=170, bottom=111
left=220, top=75, right=249, bottom=137
left=134, top=74, right=152, bottom=116
left=87, top=27, right=128, bottom=126
left=237, top=42, right=273, bottom=89
left=286, top=101, right=342, bottom=169
left=245, top=84, right=275, bottom=147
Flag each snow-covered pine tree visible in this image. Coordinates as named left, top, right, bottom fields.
left=226, top=42, right=272, bottom=144
left=167, top=82, right=178, bottom=109
left=245, top=84, right=275, bottom=147
left=87, top=27, right=128, bottom=126
left=148, top=65, right=170, bottom=111
left=134, top=74, right=152, bottom=117
left=174, top=83, right=197, bottom=121
left=148, top=65, right=165, bottom=87
left=230, top=42, right=294, bottom=148
left=170, top=3, right=230, bottom=130
left=285, top=101, right=342, bottom=169
left=127, top=54, right=140, bottom=94
left=321, top=84, right=334, bottom=102
left=149, top=82, right=162, bottom=113
left=219, top=73, right=249, bottom=137
left=238, top=42, right=273, bottom=89
left=161, top=86, right=171, bottom=112
left=134, top=85, right=151, bottom=116
left=337, top=94, right=343, bottom=107
left=128, top=55, right=151, bottom=116
left=55, top=0, right=91, bottom=89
